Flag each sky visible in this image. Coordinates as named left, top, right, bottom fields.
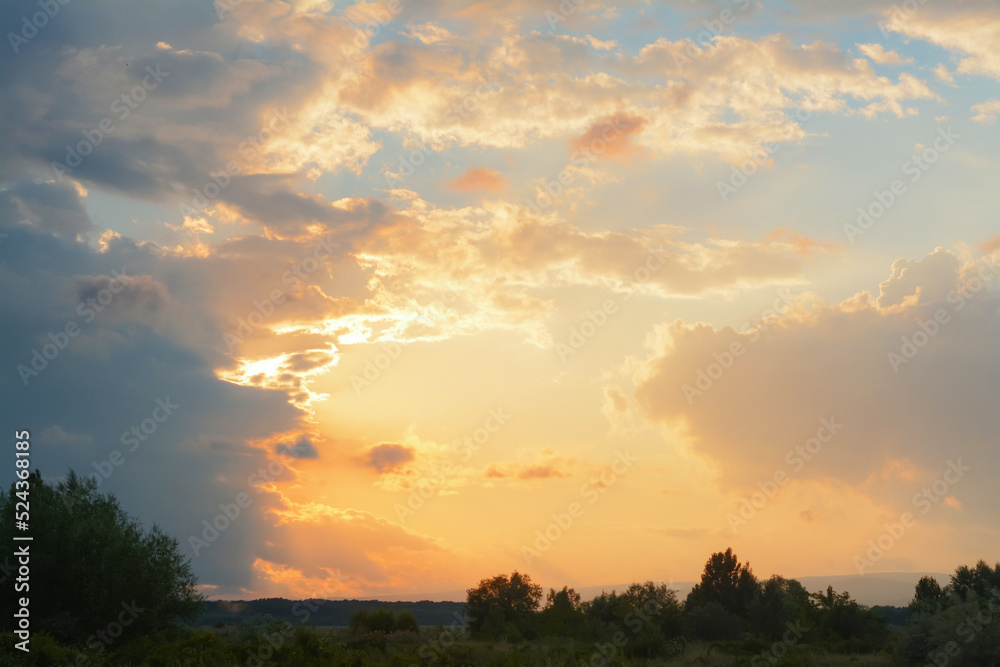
left=1, top=0, right=998, bottom=601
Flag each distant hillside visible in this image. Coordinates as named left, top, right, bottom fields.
left=791, top=572, right=949, bottom=607
left=195, top=598, right=466, bottom=628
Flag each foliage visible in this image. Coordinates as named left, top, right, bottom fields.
left=464, top=571, right=542, bottom=637
left=685, top=547, right=759, bottom=619
left=537, top=586, right=584, bottom=638
left=869, top=605, right=909, bottom=626
left=808, top=586, right=889, bottom=652
left=684, top=600, right=743, bottom=640
left=898, top=561, right=1000, bottom=666
left=197, top=597, right=465, bottom=627
left=0, top=470, right=203, bottom=646
left=349, top=608, right=420, bottom=638
left=747, top=575, right=812, bottom=640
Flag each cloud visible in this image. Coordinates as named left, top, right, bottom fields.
left=883, top=2, right=1000, bottom=79
left=358, top=442, right=416, bottom=473
left=276, top=438, right=319, bottom=459
left=37, top=426, right=94, bottom=447
left=484, top=462, right=573, bottom=480
left=570, top=112, right=646, bottom=160
left=875, top=248, right=962, bottom=308
left=633, top=249, right=1000, bottom=531
left=934, top=64, right=955, bottom=84
left=403, top=22, right=455, bottom=45
left=981, top=234, right=1000, bottom=254
left=970, top=99, right=1000, bottom=123
left=0, top=181, right=94, bottom=239
left=480, top=449, right=576, bottom=482
left=448, top=166, right=508, bottom=194
left=857, top=43, right=912, bottom=65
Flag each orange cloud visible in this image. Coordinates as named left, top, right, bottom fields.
left=765, top=227, right=837, bottom=257
left=448, top=166, right=508, bottom=194
left=481, top=450, right=576, bottom=482
left=981, top=233, right=1000, bottom=253
left=517, top=464, right=571, bottom=480
left=570, top=111, right=646, bottom=160
left=483, top=462, right=571, bottom=480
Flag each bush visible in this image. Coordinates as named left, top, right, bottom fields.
left=395, top=610, right=420, bottom=634
left=350, top=607, right=421, bottom=636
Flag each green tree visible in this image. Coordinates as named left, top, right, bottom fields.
left=619, top=581, right=684, bottom=639
left=0, top=470, right=203, bottom=646
left=545, top=585, right=582, bottom=611
left=748, top=575, right=812, bottom=640
left=349, top=608, right=417, bottom=635
left=579, top=583, right=682, bottom=655
left=685, top=548, right=758, bottom=619
left=394, top=610, right=420, bottom=634
left=465, top=571, right=542, bottom=636
left=538, top=586, right=583, bottom=637
left=809, top=586, right=887, bottom=651
left=911, top=575, right=946, bottom=613
left=685, top=600, right=742, bottom=641
left=950, top=560, right=1000, bottom=602
left=899, top=561, right=1000, bottom=665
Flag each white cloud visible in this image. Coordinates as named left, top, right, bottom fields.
left=971, top=99, right=1000, bottom=123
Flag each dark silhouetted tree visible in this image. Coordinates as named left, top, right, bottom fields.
left=685, top=548, right=758, bottom=619
left=538, top=586, right=583, bottom=637
left=0, top=470, right=203, bottom=646
left=899, top=561, right=1000, bottom=665
left=619, top=581, right=684, bottom=639
left=911, top=575, right=946, bottom=613
left=394, top=610, right=420, bottom=634
left=809, top=585, right=887, bottom=650
left=748, top=575, right=811, bottom=640
left=465, top=571, right=542, bottom=637
left=685, top=601, right=742, bottom=641
left=349, top=608, right=418, bottom=635
left=949, top=560, right=1000, bottom=602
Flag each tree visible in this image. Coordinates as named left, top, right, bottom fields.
left=899, top=561, right=1000, bottom=665
left=349, top=608, right=418, bottom=635
left=911, top=575, right=946, bottom=613
left=578, top=582, right=683, bottom=655
left=465, top=571, right=542, bottom=636
left=748, top=576, right=812, bottom=640
left=619, top=581, right=684, bottom=639
left=545, top=585, right=582, bottom=612
left=394, top=610, right=420, bottom=634
left=538, top=586, right=583, bottom=637
left=685, top=548, right=758, bottom=619
left=0, top=470, right=203, bottom=646
left=684, top=601, right=743, bottom=641
left=949, top=560, right=1000, bottom=602
left=809, top=586, right=887, bottom=650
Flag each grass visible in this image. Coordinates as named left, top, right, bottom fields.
left=3, top=627, right=902, bottom=666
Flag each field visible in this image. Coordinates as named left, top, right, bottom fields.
left=7, top=625, right=902, bottom=666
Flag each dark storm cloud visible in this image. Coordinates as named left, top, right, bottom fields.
left=0, top=217, right=306, bottom=591
left=0, top=181, right=94, bottom=238
left=1, top=0, right=363, bottom=235
left=276, top=438, right=319, bottom=459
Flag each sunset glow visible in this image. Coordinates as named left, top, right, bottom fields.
left=2, top=0, right=998, bottom=604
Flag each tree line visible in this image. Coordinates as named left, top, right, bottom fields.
left=444, top=550, right=1000, bottom=663
left=2, top=471, right=998, bottom=665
